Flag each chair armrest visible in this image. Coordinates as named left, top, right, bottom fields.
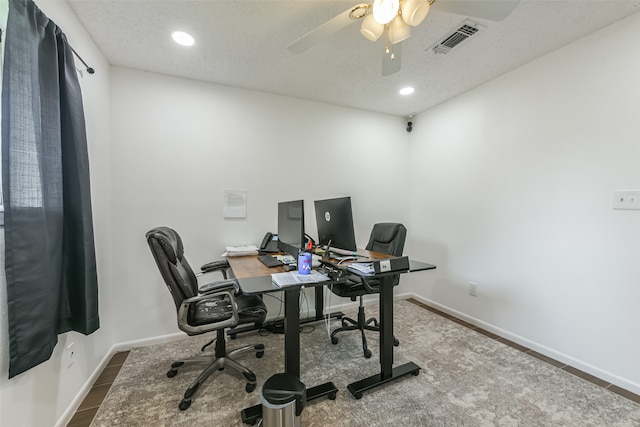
left=198, top=278, right=238, bottom=295
left=177, top=290, right=239, bottom=335
left=200, top=259, right=231, bottom=276
left=360, top=277, right=380, bottom=293
left=361, top=274, right=400, bottom=293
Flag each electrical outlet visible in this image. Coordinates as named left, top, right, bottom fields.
left=612, top=190, right=640, bottom=210
left=468, top=282, right=478, bottom=297
left=65, top=342, right=75, bottom=368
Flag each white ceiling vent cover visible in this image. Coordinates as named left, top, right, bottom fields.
left=430, top=20, right=486, bottom=55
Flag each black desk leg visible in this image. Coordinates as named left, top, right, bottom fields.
left=314, top=286, right=324, bottom=321
left=380, top=275, right=394, bottom=377
left=346, top=274, right=421, bottom=399
left=241, top=286, right=338, bottom=425
left=284, top=287, right=301, bottom=378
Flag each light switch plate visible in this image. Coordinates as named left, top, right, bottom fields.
left=612, top=190, right=640, bottom=210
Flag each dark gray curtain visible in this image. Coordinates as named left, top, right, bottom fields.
left=2, top=0, right=99, bottom=378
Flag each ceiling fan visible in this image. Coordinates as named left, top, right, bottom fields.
left=287, top=0, right=521, bottom=76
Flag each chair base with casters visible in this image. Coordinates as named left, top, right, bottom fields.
left=330, top=295, right=399, bottom=359
left=167, top=329, right=265, bottom=410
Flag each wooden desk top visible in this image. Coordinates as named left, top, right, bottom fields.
left=227, top=249, right=396, bottom=279
left=227, top=255, right=285, bottom=279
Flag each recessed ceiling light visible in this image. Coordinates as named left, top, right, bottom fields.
left=399, top=86, right=415, bottom=96
left=172, top=31, right=195, bottom=47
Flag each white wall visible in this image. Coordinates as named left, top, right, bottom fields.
left=0, top=1, right=113, bottom=426
left=109, top=67, right=411, bottom=344
left=3, top=2, right=640, bottom=426
left=405, top=12, right=640, bottom=394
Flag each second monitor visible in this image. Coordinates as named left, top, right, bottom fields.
left=277, top=199, right=306, bottom=258
left=314, top=196, right=357, bottom=255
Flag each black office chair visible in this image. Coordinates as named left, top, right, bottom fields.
left=146, top=227, right=267, bottom=410
left=330, top=223, right=406, bottom=358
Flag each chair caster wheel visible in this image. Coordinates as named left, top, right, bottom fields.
left=230, top=333, right=237, bottom=340
left=328, top=392, right=337, bottom=400
left=256, top=351, right=264, bottom=358
left=354, top=392, right=363, bottom=400
left=179, top=399, right=191, bottom=410
left=167, top=369, right=177, bottom=378
left=412, top=370, right=420, bottom=376
left=394, top=338, right=400, bottom=346
left=331, top=336, right=338, bottom=345
left=364, top=349, right=372, bottom=359
left=246, top=383, right=256, bottom=393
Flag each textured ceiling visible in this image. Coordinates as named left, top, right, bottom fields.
left=67, top=0, right=639, bottom=117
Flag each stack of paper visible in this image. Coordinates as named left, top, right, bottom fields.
left=271, top=270, right=330, bottom=287
left=346, top=262, right=375, bottom=275
left=224, top=245, right=259, bottom=257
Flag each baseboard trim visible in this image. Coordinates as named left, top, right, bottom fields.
left=54, top=346, right=115, bottom=427
left=407, top=293, right=640, bottom=396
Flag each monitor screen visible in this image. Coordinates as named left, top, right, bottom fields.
left=277, top=199, right=305, bottom=258
left=314, top=196, right=357, bottom=252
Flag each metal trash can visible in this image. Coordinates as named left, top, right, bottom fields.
left=260, top=373, right=306, bottom=427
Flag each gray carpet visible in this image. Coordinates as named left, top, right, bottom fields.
left=90, top=300, right=640, bottom=426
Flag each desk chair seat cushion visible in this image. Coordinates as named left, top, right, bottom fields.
left=190, top=293, right=266, bottom=327
left=190, top=294, right=234, bottom=326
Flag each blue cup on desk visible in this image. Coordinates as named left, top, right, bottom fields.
left=298, top=252, right=312, bottom=275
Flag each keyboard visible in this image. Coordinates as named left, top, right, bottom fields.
left=258, top=255, right=283, bottom=268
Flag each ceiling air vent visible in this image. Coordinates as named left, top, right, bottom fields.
left=430, top=20, right=485, bottom=55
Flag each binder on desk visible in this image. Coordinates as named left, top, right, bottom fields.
left=347, top=256, right=410, bottom=276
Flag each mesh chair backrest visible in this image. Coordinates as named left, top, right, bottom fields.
left=146, top=227, right=199, bottom=309
left=365, top=223, right=406, bottom=257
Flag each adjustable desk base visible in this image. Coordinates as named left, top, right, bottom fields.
left=229, top=285, right=344, bottom=338
left=347, top=362, right=421, bottom=400
left=228, top=311, right=344, bottom=337
left=241, top=381, right=339, bottom=425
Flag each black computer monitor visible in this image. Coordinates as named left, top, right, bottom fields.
left=277, top=199, right=305, bottom=258
left=314, top=196, right=357, bottom=253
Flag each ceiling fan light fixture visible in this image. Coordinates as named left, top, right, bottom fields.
left=401, top=0, right=431, bottom=27
left=373, top=0, right=400, bottom=25
left=360, top=13, right=384, bottom=41
left=388, top=16, right=411, bottom=44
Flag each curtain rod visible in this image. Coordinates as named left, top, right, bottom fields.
left=70, top=46, right=95, bottom=74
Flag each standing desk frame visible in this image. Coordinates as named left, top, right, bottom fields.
left=228, top=257, right=341, bottom=425
left=228, top=254, right=435, bottom=424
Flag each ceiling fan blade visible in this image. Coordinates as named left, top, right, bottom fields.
left=287, top=7, right=361, bottom=54
left=431, top=0, right=521, bottom=21
left=381, top=42, right=402, bottom=76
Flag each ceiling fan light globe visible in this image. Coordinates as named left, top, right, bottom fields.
left=360, top=13, right=384, bottom=41
left=373, top=0, right=400, bottom=25
left=401, top=0, right=431, bottom=26
left=389, top=16, right=411, bottom=44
